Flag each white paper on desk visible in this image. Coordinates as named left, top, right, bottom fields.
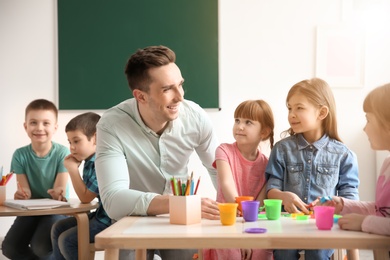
left=4, top=198, right=70, bottom=210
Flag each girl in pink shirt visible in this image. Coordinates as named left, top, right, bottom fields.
left=204, top=100, right=275, bottom=260
left=325, top=83, right=390, bottom=237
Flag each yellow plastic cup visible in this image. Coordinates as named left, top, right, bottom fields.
left=264, top=199, right=282, bottom=220
left=218, top=203, right=238, bottom=225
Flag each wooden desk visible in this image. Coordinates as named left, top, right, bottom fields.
left=0, top=199, right=98, bottom=260
left=95, top=215, right=390, bottom=260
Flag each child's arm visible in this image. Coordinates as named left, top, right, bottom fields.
left=336, top=150, right=359, bottom=200
left=64, top=154, right=97, bottom=203
left=14, top=174, right=31, bottom=199
left=255, top=184, right=267, bottom=206
left=216, top=159, right=238, bottom=203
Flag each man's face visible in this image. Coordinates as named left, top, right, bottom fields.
left=140, top=63, right=184, bottom=132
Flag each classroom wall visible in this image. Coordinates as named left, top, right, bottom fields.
left=1, top=0, right=390, bottom=237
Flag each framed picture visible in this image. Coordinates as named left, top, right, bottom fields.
left=316, top=24, right=365, bottom=88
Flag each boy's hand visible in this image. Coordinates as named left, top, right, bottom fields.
left=321, top=196, right=344, bottom=214
left=338, top=213, right=366, bottom=231
left=14, top=189, right=30, bottom=200
left=63, top=154, right=81, bottom=173
left=281, top=191, right=310, bottom=214
left=48, top=188, right=66, bottom=201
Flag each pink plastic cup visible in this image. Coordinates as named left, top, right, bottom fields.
left=314, top=206, right=335, bottom=230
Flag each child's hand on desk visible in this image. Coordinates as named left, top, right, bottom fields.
left=48, top=188, right=67, bottom=201
left=338, top=213, right=365, bottom=231
left=281, top=191, right=310, bottom=214
left=201, top=198, right=220, bottom=220
left=14, top=189, right=30, bottom=200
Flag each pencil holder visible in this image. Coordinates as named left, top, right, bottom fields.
left=0, top=186, right=6, bottom=206
left=169, top=195, right=201, bottom=225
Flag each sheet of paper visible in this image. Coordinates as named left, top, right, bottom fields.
left=4, top=198, right=70, bottom=210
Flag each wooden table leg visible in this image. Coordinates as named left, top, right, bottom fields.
left=198, top=249, right=203, bottom=260
left=135, top=249, right=147, bottom=260
left=373, top=249, right=389, bottom=260
left=104, top=249, right=119, bottom=260
left=73, top=212, right=90, bottom=260
left=346, top=249, right=359, bottom=260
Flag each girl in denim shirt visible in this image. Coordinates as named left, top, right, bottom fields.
left=265, top=78, right=359, bottom=260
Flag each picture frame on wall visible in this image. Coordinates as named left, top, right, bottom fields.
left=316, top=24, right=365, bottom=88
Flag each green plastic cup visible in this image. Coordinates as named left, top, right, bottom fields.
left=264, top=199, right=282, bottom=220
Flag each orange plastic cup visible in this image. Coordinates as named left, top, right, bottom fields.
left=235, top=196, right=254, bottom=214
left=218, top=203, right=238, bottom=225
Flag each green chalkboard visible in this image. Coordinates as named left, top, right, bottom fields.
left=57, top=0, right=219, bottom=110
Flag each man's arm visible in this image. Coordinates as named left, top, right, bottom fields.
left=194, top=110, right=219, bottom=189
left=95, top=120, right=159, bottom=220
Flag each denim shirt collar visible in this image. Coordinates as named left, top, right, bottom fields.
left=297, top=133, right=329, bottom=150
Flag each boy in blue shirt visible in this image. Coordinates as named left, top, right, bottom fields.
left=51, top=112, right=111, bottom=260
left=2, top=99, right=69, bottom=259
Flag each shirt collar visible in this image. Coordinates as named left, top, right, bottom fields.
left=132, top=99, right=175, bottom=136
left=84, top=154, right=96, bottom=169
left=297, top=134, right=329, bottom=150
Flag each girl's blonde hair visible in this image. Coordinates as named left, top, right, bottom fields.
left=234, top=100, right=275, bottom=149
left=363, top=83, right=390, bottom=131
left=363, top=83, right=390, bottom=183
left=285, top=78, right=342, bottom=142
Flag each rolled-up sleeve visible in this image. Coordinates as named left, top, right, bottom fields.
left=265, top=145, right=285, bottom=193
left=337, top=150, right=359, bottom=200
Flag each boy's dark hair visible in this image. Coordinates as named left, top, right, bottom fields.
left=25, top=99, right=58, bottom=120
left=124, top=45, right=176, bottom=92
left=65, top=112, right=101, bottom=140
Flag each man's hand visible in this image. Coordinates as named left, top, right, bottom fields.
left=201, top=197, right=220, bottom=220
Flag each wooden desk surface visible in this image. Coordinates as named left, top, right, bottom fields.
left=0, top=198, right=99, bottom=259
left=0, top=198, right=98, bottom=216
left=96, top=215, right=390, bottom=260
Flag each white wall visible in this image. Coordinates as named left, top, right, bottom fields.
left=1, top=0, right=390, bottom=237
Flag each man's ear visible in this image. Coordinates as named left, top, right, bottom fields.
left=133, top=89, right=147, bottom=104
left=318, top=106, right=329, bottom=120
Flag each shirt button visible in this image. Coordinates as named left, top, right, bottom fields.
left=308, top=160, right=311, bottom=163
left=306, top=179, right=309, bottom=182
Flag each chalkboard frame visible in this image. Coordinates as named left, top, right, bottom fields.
left=57, top=0, right=219, bottom=110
